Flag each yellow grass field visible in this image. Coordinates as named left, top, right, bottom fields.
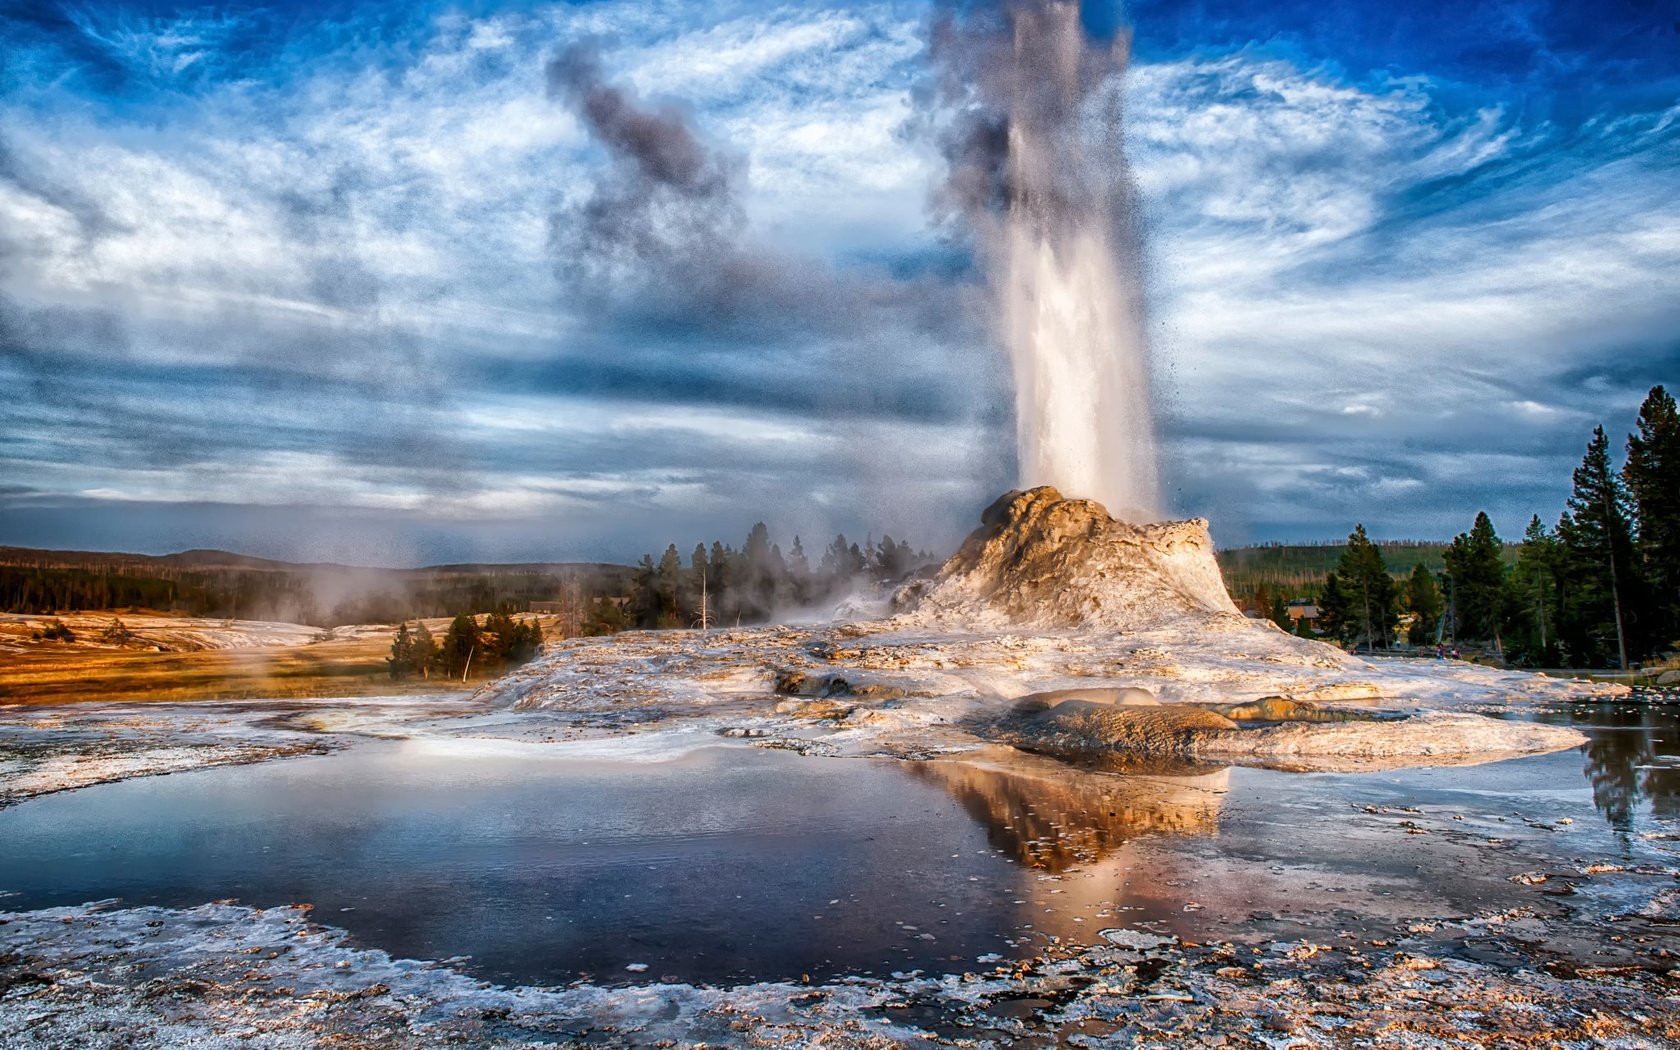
left=0, top=612, right=540, bottom=704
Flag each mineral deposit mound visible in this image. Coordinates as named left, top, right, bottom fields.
left=489, top=484, right=1599, bottom=768
left=895, top=486, right=1261, bottom=634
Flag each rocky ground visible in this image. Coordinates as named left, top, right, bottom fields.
left=0, top=680, right=1670, bottom=1048
left=480, top=618, right=1610, bottom=770
left=482, top=490, right=1618, bottom=769
left=0, top=696, right=473, bottom=808
left=2, top=890, right=1674, bottom=1049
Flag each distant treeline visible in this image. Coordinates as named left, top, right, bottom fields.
left=619, top=526, right=939, bottom=629
left=0, top=550, right=634, bottom=629
left=1268, top=385, right=1680, bottom=669
left=0, top=523, right=937, bottom=632
left=1218, top=542, right=1473, bottom=599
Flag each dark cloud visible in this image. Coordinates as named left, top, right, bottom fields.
left=0, top=290, right=462, bottom=487
left=272, top=165, right=395, bottom=313
left=477, top=342, right=980, bottom=425
left=545, top=39, right=748, bottom=321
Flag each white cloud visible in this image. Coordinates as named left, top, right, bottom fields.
left=3, top=4, right=1676, bottom=553
left=1129, top=52, right=1679, bottom=535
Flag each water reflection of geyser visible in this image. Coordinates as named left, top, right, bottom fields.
left=936, top=1, right=1159, bottom=520
left=911, top=750, right=1229, bottom=873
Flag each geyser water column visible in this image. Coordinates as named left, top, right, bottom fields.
left=1004, top=201, right=1157, bottom=522
left=937, top=0, right=1161, bottom=521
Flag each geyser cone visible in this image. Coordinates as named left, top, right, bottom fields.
left=936, top=1, right=1160, bottom=520
left=894, top=487, right=1240, bottom=631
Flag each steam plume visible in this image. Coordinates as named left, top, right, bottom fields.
left=546, top=42, right=744, bottom=310
left=932, top=1, right=1160, bottom=520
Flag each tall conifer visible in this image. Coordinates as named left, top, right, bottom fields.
left=1322, top=525, right=1397, bottom=650
left=1405, top=563, right=1443, bottom=645
left=1559, top=426, right=1635, bottom=668
left=1626, top=385, right=1680, bottom=646
left=1444, top=512, right=1507, bottom=653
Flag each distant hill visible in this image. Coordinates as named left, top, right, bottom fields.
left=0, top=546, right=628, bottom=577
left=0, top=546, right=346, bottom=574
left=0, top=545, right=636, bottom=627
left=157, top=548, right=318, bottom=571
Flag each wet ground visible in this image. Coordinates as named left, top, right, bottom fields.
left=1, top=697, right=1674, bottom=996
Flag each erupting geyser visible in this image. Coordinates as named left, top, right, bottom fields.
left=936, top=1, right=1159, bottom=521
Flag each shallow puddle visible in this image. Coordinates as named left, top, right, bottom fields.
left=0, top=743, right=1111, bottom=985
left=0, top=702, right=1674, bottom=987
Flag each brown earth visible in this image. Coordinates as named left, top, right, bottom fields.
left=0, top=612, right=560, bottom=704
left=0, top=636, right=452, bottom=704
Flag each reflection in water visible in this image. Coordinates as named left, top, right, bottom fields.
left=1572, top=700, right=1680, bottom=831
left=0, top=745, right=1119, bottom=985
left=909, top=748, right=1229, bottom=873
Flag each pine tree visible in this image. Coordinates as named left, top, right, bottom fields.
left=1558, top=426, right=1636, bottom=668
left=875, top=535, right=913, bottom=579
left=744, top=523, right=773, bottom=571
left=630, top=554, right=659, bottom=628
left=1626, top=385, right=1680, bottom=648
left=1317, top=571, right=1349, bottom=641
left=412, top=621, right=436, bottom=677
left=388, top=622, right=415, bottom=679
left=1404, top=564, right=1443, bottom=645
left=820, top=534, right=851, bottom=577
left=439, top=613, right=480, bottom=678
left=731, top=523, right=782, bottom=621
left=1269, top=591, right=1290, bottom=630
left=708, top=542, right=730, bottom=612
left=488, top=615, right=542, bottom=665
left=482, top=611, right=519, bottom=663
left=582, top=597, right=628, bottom=636
left=1509, top=516, right=1562, bottom=663
left=688, top=544, right=708, bottom=621
left=656, top=545, right=684, bottom=626
left=786, top=536, right=811, bottom=604
left=1443, top=512, right=1507, bottom=653
left=1321, top=525, right=1397, bottom=649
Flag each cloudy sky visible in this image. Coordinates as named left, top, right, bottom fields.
left=1, top=0, right=1676, bottom=565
